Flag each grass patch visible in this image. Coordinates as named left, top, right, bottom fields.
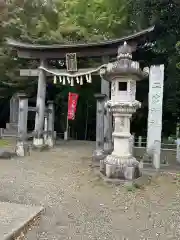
left=0, top=139, right=12, bottom=147
left=126, top=184, right=139, bottom=192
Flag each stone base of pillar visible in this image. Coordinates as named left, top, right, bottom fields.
left=101, top=154, right=141, bottom=180
left=92, top=149, right=105, bottom=162
left=44, top=136, right=54, bottom=148
left=33, top=138, right=44, bottom=148
left=103, top=142, right=113, bottom=155
left=64, top=131, right=68, bottom=140
left=15, top=141, right=30, bottom=157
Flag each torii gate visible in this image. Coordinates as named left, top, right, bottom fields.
left=6, top=26, right=164, bottom=174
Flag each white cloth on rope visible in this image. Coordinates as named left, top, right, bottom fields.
left=70, top=78, right=74, bottom=86
left=86, top=74, right=92, bottom=83
left=40, top=64, right=107, bottom=86
left=59, top=76, right=62, bottom=83
left=62, top=76, right=66, bottom=85
left=53, top=75, right=57, bottom=84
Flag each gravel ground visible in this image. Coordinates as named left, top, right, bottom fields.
left=0, top=140, right=180, bottom=240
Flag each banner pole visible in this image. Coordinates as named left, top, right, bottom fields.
left=66, top=113, right=69, bottom=140
left=84, top=100, right=89, bottom=140
left=64, top=105, right=69, bottom=141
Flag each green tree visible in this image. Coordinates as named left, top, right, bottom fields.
left=0, top=0, right=130, bottom=135
left=129, top=0, right=180, bottom=135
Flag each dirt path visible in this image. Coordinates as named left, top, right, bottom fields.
left=0, top=141, right=180, bottom=239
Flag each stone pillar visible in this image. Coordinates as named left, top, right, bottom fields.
left=93, top=93, right=106, bottom=161
left=104, top=103, right=113, bottom=154
left=147, top=65, right=164, bottom=169
left=129, top=134, right=135, bottom=155
left=101, top=79, right=113, bottom=154
left=100, top=42, right=148, bottom=180
left=176, top=138, right=180, bottom=163
left=153, top=140, right=161, bottom=169
left=101, top=56, right=113, bottom=154
left=9, top=93, right=19, bottom=129
left=43, top=114, right=48, bottom=142
left=138, top=136, right=142, bottom=147
left=15, top=94, right=29, bottom=157
left=33, top=60, right=47, bottom=148
left=46, top=101, right=55, bottom=147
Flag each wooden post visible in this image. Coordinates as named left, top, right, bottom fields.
left=16, top=94, right=29, bottom=157
left=138, top=136, right=142, bottom=147
left=93, top=93, right=106, bottom=161
left=64, top=114, right=69, bottom=141
left=33, top=59, right=47, bottom=148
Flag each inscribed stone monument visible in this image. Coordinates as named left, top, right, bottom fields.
left=147, top=65, right=164, bottom=168
left=147, top=65, right=164, bottom=149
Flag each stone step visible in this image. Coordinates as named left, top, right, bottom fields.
left=0, top=202, right=44, bottom=240
left=6, top=123, right=18, bottom=130
left=2, top=130, right=17, bottom=137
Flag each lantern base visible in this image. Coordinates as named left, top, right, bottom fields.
left=100, top=154, right=141, bottom=180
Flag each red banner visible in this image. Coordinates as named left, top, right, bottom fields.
left=68, top=92, right=79, bottom=120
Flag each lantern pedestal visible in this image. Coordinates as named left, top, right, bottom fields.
left=101, top=101, right=141, bottom=180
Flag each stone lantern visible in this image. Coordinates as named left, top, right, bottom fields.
left=100, top=42, right=148, bottom=180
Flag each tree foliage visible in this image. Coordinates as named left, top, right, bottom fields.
left=129, top=0, right=180, bottom=135
left=3, top=0, right=130, bottom=43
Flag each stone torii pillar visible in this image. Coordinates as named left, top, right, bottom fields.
left=101, top=56, right=113, bottom=154
left=101, top=80, right=113, bottom=155
left=16, top=93, right=29, bottom=157
left=33, top=60, right=47, bottom=148
left=104, top=101, right=113, bottom=154
left=100, top=42, right=148, bottom=180
left=93, top=93, right=106, bottom=161
left=46, top=101, right=55, bottom=147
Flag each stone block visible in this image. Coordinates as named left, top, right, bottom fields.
left=124, top=166, right=141, bottom=180
left=33, top=138, right=44, bottom=148
left=105, top=164, right=112, bottom=178
left=94, top=168, right=152, bottom=186
left=99, top=160, right=105, bottom=173
left=15, top=141, right=30, bottom=157
left=44, top=136, right=54, bottom=148
left=0, top=150, right=15, bottom=159
left=0, top=202, right=44, bottom=240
